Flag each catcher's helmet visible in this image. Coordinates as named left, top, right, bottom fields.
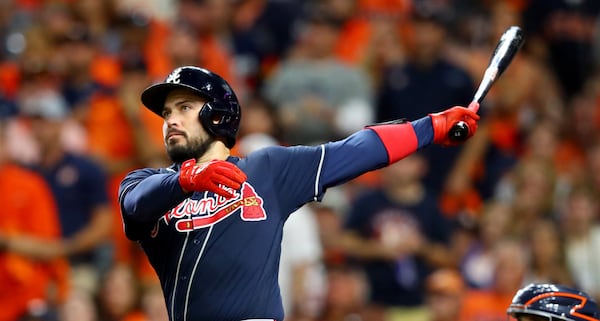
left=507, top=283, right=600, bottom=321
left=141, top=66, right=241, bottom=148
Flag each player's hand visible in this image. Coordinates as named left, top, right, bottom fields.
left=429, top=104, right=480, bottom=146
left=179, top=159, right=247, bottom=198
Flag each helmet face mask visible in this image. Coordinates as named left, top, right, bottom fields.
left=507, top=284, right=600, bottom=321
left=142, top=66, right=241, bottom=148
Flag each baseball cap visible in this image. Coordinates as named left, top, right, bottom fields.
left=19, top=89, right=69, bottom=120
left=425, top=269, right=465, bottom=295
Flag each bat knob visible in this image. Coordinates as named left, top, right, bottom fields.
left=449, top=121, right=470, bottom=142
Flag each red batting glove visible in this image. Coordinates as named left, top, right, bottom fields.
left=179, top=159, right=247, bottom=198
left=429, top=104, right=480, bottom=147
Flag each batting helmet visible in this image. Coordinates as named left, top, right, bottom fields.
left=141, top=66, right=241, bottom=148
left=507, top=283, right=600, bottom=321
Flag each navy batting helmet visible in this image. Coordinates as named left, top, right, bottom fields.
left=141, top=66, right=241, bottom=148
left=507, top=283, right=600, bottom=321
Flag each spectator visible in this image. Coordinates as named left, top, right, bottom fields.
left=60, top=287, right=99, bottom=321
left=318, top=265, right=373, bottom=321
left=523, top=218, right=573, bottom=286
left=375, top=4, right=475, bottom=201
left=263, top=10, right=375, bottom=145
left=96, top=263, right=145, bottom=321
left=460, top=201, right=514, bottom=289
left=522, top=0, right=600, bottom=101
left=0, top=117, right=69, bottom=321
left=460, top=238, right=528, bottom=321
left=230, top=0, right=306, bottom=89
left=500, top=157, right=558, bottom=236
left=145, top=0, right=240, bottom=90
left=557, top=88, right=600, bottom=185
left=313, top=205, right=348, bottom=268
left=340, top=153, right=455, bottom=317
left=424, top=268, right=466, bottom=321
left=559, top=184, right=600, bottom=301
left=234, top=94, right=282, bottom=157
left=19, top=88, right=113, bottom=292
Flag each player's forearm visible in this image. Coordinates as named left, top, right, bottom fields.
left=121, top=173, right=188, bottom=222
left=367, top=116, right=433, bottom=164
left=319, top=120, right=432, bottom=189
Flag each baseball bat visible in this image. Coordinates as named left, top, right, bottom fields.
left=448, top=26, right=525, bottom=142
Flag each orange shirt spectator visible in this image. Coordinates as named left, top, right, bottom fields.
left=0, top=162, right=69, bottom=321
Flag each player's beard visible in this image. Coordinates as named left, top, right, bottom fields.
left=167, top=135, right=215, bottom=164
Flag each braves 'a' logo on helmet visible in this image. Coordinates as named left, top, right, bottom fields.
left=166, top=68, right=182, bottom=84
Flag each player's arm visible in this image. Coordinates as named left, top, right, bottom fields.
left=264, top=105, right=480, bottom=215
left=119, top=169, right=188, bottom=224
left=119, top=161, right=247, bottom=223
left=366, top=104, right=480, bottom=164
left=318, top=105, right=480, bottom=189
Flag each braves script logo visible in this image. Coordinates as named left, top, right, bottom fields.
left=151, top=183, right=266, bottom=236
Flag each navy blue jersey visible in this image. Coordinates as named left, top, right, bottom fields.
left=343, top=188, right=452, bottom=306
left=119, top=129, right=390, bottom=321
left=32, top=153, right=109, bottom=238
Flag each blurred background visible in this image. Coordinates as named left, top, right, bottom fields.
left=1, top=0, right=600, bottom=321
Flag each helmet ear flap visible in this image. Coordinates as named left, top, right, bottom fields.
left=199, top=101, right=240, bottom=148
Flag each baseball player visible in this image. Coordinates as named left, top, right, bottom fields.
left=507, top=283, right=600, bottom=321
left=118, top=66, right=479, bottom=321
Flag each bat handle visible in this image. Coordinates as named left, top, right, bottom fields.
left=448, top=121, right=470, bottom=142
left=448, top=101, right=480, bottom=142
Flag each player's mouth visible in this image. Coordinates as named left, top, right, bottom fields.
left=166, top=130, right=186, bottom=140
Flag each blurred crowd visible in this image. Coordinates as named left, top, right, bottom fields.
left=1, top=0, right=600, bottom=321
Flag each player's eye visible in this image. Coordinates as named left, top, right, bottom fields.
left=162, top=109, right=171, bottom=118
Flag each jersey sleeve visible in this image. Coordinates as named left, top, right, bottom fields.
left=256, top=129, right=393, bottom=214
left=247, top=117, right=434, bottom=217
left=118, top=168, right=187, bottom=240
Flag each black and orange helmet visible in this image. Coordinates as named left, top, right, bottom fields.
left=507, top=283, right=600, bottom=321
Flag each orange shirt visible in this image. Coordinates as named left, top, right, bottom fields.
left=335, top=18, right=373, bottom=66
left=85, top=93, right=136, bottom=163
left=459, top=289, right=514, bottom=321
left=0, top=163, right=69, bottom=321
